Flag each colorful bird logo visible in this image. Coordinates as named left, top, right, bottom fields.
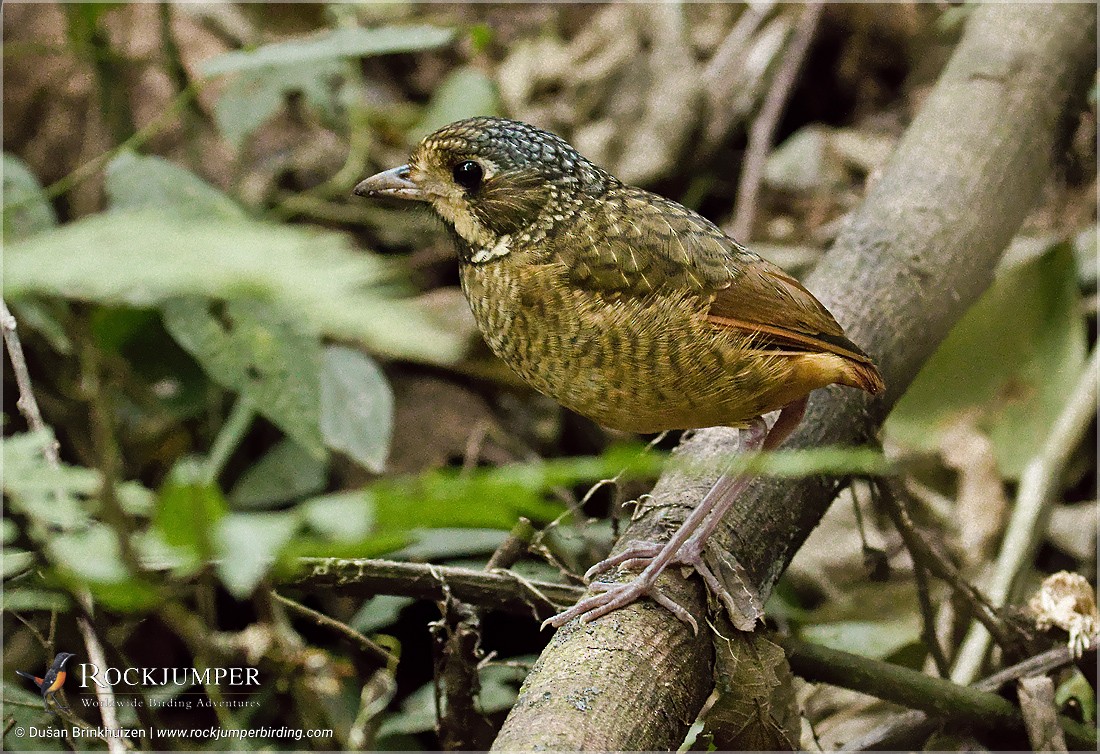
left=16, top=652, right=76, bottom=713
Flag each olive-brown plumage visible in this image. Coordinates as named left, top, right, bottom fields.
left=356, top=117, right=881, bottom=434
left=355, top=117, right=883, bottom=631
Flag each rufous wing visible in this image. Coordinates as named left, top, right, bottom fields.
left=706, top=259, right=884, bottom=394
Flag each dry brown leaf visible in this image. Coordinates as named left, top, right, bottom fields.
left=1016, top=675, right=1068, bottom=753
left=702, top=628, right=800, bottom=751
left=940, top=414, right=1008, bottom=565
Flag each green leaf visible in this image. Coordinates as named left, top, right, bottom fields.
left=155, top=458, right=229, bottom=561
left=301, top=492, right=375, bottom=542
left=201, top=25, right=456, bottom=76
left=231, top=439, right=329, bottom=509
left=4, top=430, right=153, bottom=531
left=8, top=299, right=73, bottom=355
left=105, top=151, right=248, bottom=219
left=2, top=548, right=35, bottom=579
left=3, top=153, right=56, bottom=242
left=214, top=60, right=343, bottom=148
left=320, top=345, right=394, bottom=473
left=3, top=430, right=93, bottom=530
left=4, top=208, right=465, bottom=363
left=163, top=298, right=326, bottom=457
left=2, top=518, right=16, bottom=544
left=392, top=528, right=507, bottom=561
left=50, top=523, right=129, bottom=584
left=886, top=242, right=1087, bottom=477
left=1, top=588, right=72, bottom=613
left=409, top=65, right=501, bottom=143
left=213, top=512, right=300, bottom=598
left=351, top=594, right=414, bottom=633
left=800, top=618, right=923, bottom=661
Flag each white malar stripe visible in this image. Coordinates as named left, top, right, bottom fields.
left=471, top=234, right=512, bottom=264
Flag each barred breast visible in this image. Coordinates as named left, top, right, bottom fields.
left=460, top=261, right=802, bottom=433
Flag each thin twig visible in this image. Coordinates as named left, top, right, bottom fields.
left=728, top=1, right=823, bottom=241
left=952, top=346, right=1099, bottom=684
left=875, top=479, right=1021, bottom=653
left=270, top=592, right=396, bottom=666
left=3, top=302, right=128, bottom=754
left=2, top=302, right=60, bottom=464
left=912, top=558, right=951, bottom=678
left=74, top=603, right=130, bottom=753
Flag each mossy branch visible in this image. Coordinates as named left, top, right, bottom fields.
left=491, top=5, right=1098, bottom=750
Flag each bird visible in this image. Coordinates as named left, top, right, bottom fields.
left=17, top=651, right=76, bottom=712
left=354, top=116, right=883, bottom=632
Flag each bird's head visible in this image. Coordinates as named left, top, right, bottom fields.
left=54, top=652, right=76, bottom=668
left=354, top=117, right=608, bottom=262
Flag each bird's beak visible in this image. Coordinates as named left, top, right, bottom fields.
left=353, top=165, right=426, bottom=201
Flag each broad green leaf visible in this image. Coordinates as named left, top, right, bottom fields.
left=105, top=151, right=247, bottom=220
left=377, top=681, right=437, bottom=737
left=2, top=548, right=34, bottom=579
left=50, top=523, right=129, bottom=584
left=87, top=579, right=160, bottom=612
left=4, top=208, right=465, bottom=363
left=214, top=60, right=343, bottom=148
left=320, top=345, right=393, bottom=473
left=8, top=299, right=73, bottom=355
left=201, top=25, right=456, bottom=76
left=155, top=458, right=229, bottom=560
left=477, top=660, right=534, bottom=712
left=3, top=430, right=93, bottom=530
left=4, top=431, right=154, bottom=528
left=351, top=594, right=414, bottom=633
left=1, top=588, right=72, bottom=613
left=214, top=512, right=300, bottom=598
left=409, top=66, right=500, bottom=143
left=1, top=518, right=16, bottom=544
left=800, top=617, right=922, bottom=660
left=162, top=298, right=325, bottom=456
left=301, top=492, right=374, bottom=542
left=231, top=439, right=329, bottom=509
left=887, top=243, right=1087, bottom=477
left=392, top=528, right=507, bottom=561
left=3, top=153, right=56, bottom=243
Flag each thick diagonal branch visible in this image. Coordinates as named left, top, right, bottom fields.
left=492, top=5, right=1097, bottom=751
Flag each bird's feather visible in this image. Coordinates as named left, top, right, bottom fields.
left=558, top=186, right=879, bottom=371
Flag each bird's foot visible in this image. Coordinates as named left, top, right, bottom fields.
left=545, top=539, right=764, bottom=634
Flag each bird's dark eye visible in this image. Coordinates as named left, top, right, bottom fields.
left=452, top=160, right=484, bottom=191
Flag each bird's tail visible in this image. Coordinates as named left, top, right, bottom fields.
left=16, top=670, right=43, bottom=689
left=838, top=358, right=885, bottom=395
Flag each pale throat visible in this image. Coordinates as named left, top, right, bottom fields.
left=433, top=198, right=512, bottom=265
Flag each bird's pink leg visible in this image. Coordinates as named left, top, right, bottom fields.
left=545, top=398, right=808, bottom=632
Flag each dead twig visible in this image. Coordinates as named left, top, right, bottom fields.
left=874, top=479, right=1023, bottom=655
left=3, top=301, right=128, bottom=754
left=728, top=1, right=823, bottom=241
left=270, top=592, right=395, bottom=666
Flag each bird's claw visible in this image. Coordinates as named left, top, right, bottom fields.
left=542, top=571, right=697, bottom=634
left=545, top=539, right=762, bottom=634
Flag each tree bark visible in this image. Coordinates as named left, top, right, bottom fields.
left=492, top=4, right=1097, bottom=750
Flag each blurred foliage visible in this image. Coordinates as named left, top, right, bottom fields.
left=887, top=239, right=1087, bottom=478
left=2, top=2, right=1095, bottom=752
